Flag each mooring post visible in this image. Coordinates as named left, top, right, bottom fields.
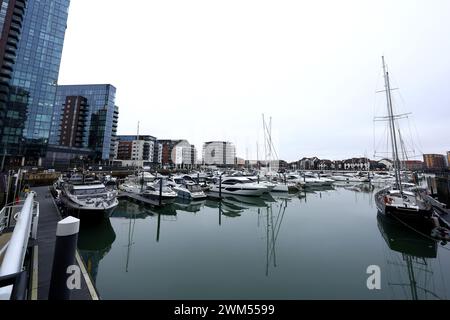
left=48, top=216, right=80, bottom=300
left=219, top=175, right=222, bottom=199
left=159, top=178, right=163, bottom=206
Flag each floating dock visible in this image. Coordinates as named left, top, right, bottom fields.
left=32, top=186, right=98, bottom=300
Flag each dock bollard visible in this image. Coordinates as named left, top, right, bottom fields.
left=219, top=175, right=222, bottom=199
left=48, top=216, right=80, bottom=300
left=159, top=178, right=163, bottom=206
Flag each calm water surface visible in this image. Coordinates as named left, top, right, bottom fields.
left=77, top=184, right=450, bottom=299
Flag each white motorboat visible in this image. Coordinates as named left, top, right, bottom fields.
left=167, top=176, right=207, bottom=200
left=246, top=176, right=276, bottom=192
left=118, top=181, right=143, bottom=194
left=209, top=177, right=268, bottom=196
left=298, top=172, right=334, bottom=187
left=331, top=172, right=370, bottom=183
left=59, top=181, right=119, bottom=211
left=142, top=179, right=177, bottom=204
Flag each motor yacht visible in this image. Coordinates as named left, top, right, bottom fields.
left=209, top=177, right=268, bottom=196
left=142, top=179, right=177, bottom=204
left=59, top=180, right=119, bottom=212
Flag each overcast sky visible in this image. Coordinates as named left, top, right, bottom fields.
left=58, top=0, right=450, bottom=162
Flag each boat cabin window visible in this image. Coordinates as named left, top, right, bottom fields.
left=188, top=185, right=203, bottom=192
left=73, top=187, right=106, bottom=195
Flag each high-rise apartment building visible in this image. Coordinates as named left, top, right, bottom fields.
left=59, top=96, right=88, bottom=148
left=114, top=135, right=161, bottom=165
left=202, top=141, right=236, bottom=167
left=50, top=84, right=119, bottom=162
left=0, top=0, right=70, bottom=166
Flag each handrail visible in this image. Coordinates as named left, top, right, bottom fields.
left=0, top=192, right=35, bottom=300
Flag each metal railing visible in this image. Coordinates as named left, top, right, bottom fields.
left=0, top=192, right=38, bottom=300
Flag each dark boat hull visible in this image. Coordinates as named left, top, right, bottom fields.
left=375, top=190, right=433, bottom=227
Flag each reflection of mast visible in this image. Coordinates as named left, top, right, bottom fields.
left=377, top=213, right=442, bottom=300
left=386, top=253, right=440, bottom=300
left=125, top=211, right=136, bottom=272
left=265, top=199, right=288, bottom=276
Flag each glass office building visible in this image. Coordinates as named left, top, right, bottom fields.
left=0, top=0, right=70, bottom=166
left=50, top=84, right=119, bottom=162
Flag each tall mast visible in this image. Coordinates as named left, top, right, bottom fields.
left=382, top=56, right=402, bottom=192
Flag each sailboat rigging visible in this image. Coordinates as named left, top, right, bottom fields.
left=373, top=57, right=433, bottom=223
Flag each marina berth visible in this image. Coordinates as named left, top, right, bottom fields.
left=141, top=179, right=177, bottom=204
left=167, top=176, right=207, bottom=200
left=209, top=177, right=268, bottom=196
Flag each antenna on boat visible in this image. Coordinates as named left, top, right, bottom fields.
left=382, top=56, right=403, bottom=193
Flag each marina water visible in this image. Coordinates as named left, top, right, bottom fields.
left=77, top=184, right=450, bottom=299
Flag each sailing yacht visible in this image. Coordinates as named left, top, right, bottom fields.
left=373, top=57, right=432, bottom=222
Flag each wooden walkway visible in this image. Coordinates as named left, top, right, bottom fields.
left=32, top=186, right=98, bottom=300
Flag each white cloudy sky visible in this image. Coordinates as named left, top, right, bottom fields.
left=58, top=0, right=450, bottom=161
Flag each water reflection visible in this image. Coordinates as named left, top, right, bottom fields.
left=377, top=213, right=443, bottom=300
left=264, top=199, right=288, bottom=276
left=78, top=216, right=116, bottom=284
left=75, top=185, right=450, bottom=299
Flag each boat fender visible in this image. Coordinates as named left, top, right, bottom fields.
left=384, top=196, right=392, bottom=205
left=431, top=227, right=450, bottom=242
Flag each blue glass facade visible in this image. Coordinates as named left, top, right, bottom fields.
left=1, top=0, right=70, bottom=165
left=50, top=84, right=119, bottom=161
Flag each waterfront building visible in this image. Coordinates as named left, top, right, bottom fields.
left=342, top=158, right=370, bottom=171
left=58, top=96, right=88, bottom=148
left=114, top=135, right=161, bottom=166
left=447, top=151, right=450, bottom=168
left=172, top=140, right=197, bottom=168
left=202, top=141, right=236, bottom=167
left=318, top=159, right=333, bottom=170
left=423, top=154, right=446, bottom=171
left=0, top=0, right=70, bottom=167
left=49, top=84, right=119, bottom=163
left=402, top=160, right=423, bottom=171
left=157, top=139, right=195, bottom=167
left=377, top=159, right=393, bottom=170
left=296, top=157, right=319, bottom=170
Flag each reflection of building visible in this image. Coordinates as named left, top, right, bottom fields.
left=202, top=141, right=236, bottom=166
left=423, top=154, right=446, bottom=171
left=0, top=0, right=70, bottom=166
left=49, top=84, right=119, bottom=163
